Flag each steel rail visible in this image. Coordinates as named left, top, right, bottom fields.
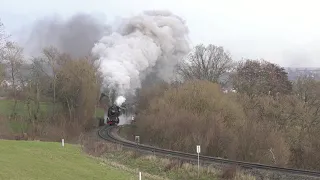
left=98, top=125, right=320, bottom=178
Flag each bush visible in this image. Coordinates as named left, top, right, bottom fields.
left=236, top=94, right=320, bottom=169
left=132, top=80, right=293, bottom=167
left=136, top=81, right=241, bottom=152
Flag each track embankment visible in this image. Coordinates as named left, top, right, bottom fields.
left=98, top=125, right=320, bottom=180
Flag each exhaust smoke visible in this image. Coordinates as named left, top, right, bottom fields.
left=92, top=10, right=191, bottom=99
left=115, top=95, right=126, bottom=106
left=21, top=13, right=110, bottom=58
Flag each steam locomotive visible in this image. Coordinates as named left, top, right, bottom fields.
left=98, top=93, right=125, bottom=126
left=105, top=104, right=123, bottom=126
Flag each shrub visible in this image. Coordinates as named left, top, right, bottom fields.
left=133, top=80, right=292, bottom=167
left=134, top=80, right=244, bottom=156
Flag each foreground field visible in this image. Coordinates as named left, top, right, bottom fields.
left=0, top=140, right=135, bottom=180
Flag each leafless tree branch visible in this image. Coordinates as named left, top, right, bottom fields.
left=176, top=44, right=234, bottom=84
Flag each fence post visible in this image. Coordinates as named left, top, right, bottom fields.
left=196, top=145, right=200, bottom=178
left=135, top=136, right=140, bottom=144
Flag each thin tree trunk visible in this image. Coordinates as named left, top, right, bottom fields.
left=52, top=74, right=56, bottom=118
left=66, top=97, right=72, bottom=122
left=11, top=64, right=17, bottom=117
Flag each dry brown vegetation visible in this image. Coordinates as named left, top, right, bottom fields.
left=130, top=47, right=320, bottom=172
left=131, top=78, right=320, bottom=171
left=0, top=44, right=102, bottom=142
left=79, top=133, right=256, bottom=180
left=2, top=17, right=320, bottom=177
left=0, top=19, right=104, bottom=143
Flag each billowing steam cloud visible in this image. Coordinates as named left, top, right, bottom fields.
left=115, top=95, right=126, bottom=106
left=92, top=10, right=191, bottom=98
left=21, top=13, right=110, bottom=58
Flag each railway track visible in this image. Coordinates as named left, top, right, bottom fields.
left=98, top=125, right=320, bottom=178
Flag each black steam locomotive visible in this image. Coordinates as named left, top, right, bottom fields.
left=106, top=104, right=122, bottom=126
left=98, top=93, right=126, bottom=126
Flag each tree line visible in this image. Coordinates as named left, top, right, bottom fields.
left=2, top=19, right=320, bottom=171
left=132, top=44, right=320, bottom=171
left=0, top=20, right=102, bottom=140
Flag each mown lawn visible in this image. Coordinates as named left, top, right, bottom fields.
left=0, top=140, right=135, bottom=180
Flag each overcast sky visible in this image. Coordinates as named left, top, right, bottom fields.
left=1, top=0, right=320, bottom=67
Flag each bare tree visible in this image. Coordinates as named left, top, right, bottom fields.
left=176, top=44, right=234, bottom=84
left=293, top=75, right=320, bottom=129
left=0, top=64, right=4, bottom=85
left=294, top=74, right=320, bottom=104
left=0, top=19, right=10, bottom=86
left=0, top=19, right=10, bottom=51
left=0, top=20, right=4, bottom=49
left=231, top=59, right=292, bottom=96
left=2, top=41, right=24, bottom=115
left=25, top=57, right=48, bottom=120
left=41, top=46, right=60, bottom=118
left=22, top=56, right=56, bottom=137
left=56, top=57, right=100, bottom=129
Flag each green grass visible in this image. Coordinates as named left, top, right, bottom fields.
left=95, top=108, right=105, bottom=118
left=0, top=140, right=136, bottom=180
left=0, top=99, right=53, bottom=116
left=0, top=99, right=104, bottom=118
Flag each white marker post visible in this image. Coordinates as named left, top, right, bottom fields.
left=62, top=139, right=65, bottom=147
left=135, top=136, right=140, bottom=144
left=139, top=171, right=141, bottom=180
left=196, top=145, right=201, bottom=178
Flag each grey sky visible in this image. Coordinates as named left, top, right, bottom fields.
left=1, top=0, right=320, bottom=67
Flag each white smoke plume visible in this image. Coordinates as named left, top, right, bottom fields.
left=115, top=95, right=126, bottom=106
left=118, top=114, right=133, bottom=126
left=115, top=95, right=133, bottom=125
left=92, top=10, right=191, bottom=98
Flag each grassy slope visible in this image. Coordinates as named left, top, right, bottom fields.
left=0, top=140, right=134, bottom=180
left=0, top=99, right=104, bottom=117
left=0, top=99, right=56, bottom=116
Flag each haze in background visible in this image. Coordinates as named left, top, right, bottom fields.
left=1, top=0, right=320, bottom=67
left=14, top=13, right=110, bottom=59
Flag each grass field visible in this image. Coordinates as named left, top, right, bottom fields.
left=0, top=140, right=136, bottom=180
left=0, top=99, right=49, bottom=116
left=0, top=99, right=104, bottom=118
